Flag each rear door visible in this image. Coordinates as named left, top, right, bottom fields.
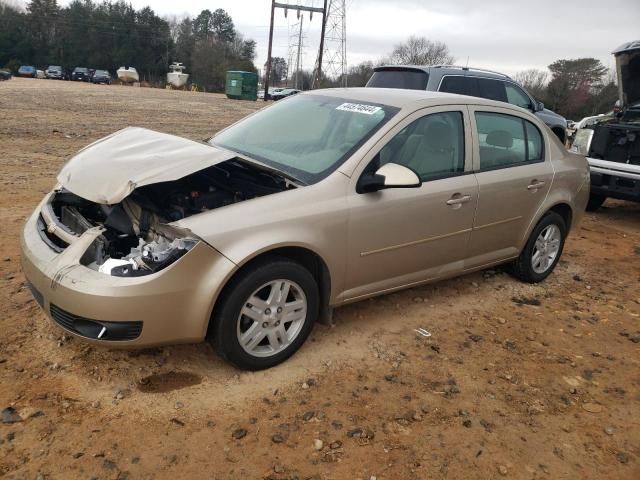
left=465, top=106, right=553, bottom=268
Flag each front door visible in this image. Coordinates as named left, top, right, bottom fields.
left=465, top=106, right=554, bottom=268
left=342, top=107, right=478, bottom=301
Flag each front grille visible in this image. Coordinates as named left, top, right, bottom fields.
left=49, top=304, right=142, bottom=341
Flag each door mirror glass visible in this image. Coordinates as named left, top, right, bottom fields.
left=535, top=101, right=544, bottom=112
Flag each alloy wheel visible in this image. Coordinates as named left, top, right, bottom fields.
left=531, top=224, right=562, bottom=274
left=236, top=279, right=307, bottom=358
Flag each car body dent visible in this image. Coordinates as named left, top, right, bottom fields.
left=22, top=205, right=236, bottom=345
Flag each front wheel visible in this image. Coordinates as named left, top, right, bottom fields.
left=210, top=258, right=319, bottom=370
left=509, top=211, right=567, bottom=283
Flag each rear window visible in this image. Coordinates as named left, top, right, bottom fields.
left=366, top=69, right=429, bottom=90
left=439, top=76, right=507, bottom=102
left=439, top=76, right=477, bottom=96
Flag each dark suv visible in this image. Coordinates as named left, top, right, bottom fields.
left=71, top=67, right=90, bottom=82
left=367, top=65, right=568, bottom=143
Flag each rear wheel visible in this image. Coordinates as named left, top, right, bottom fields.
left=586, top=194, right=606, bottom=211
left=210, top=258, right=319, bottom=370
left=509, top=211, right=567, bottom=283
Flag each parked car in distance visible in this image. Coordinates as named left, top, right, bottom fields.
left=45, top=65, right=66, bottom=80
left=91, top=70, right=112, bottom=84
left=22, top=88, right=589, bottom=370
left=258, top=87, right=285, bottom=100
left=0, top=69, right=12, bottom=81
left=71, top=67, right=90, bottom=81
left=366, top=65, right=569, bottom=143
left=17, top=65, right=37, bottom=78
left=570, top=40, right=640, bottom=211
left=271, top=88, right=301, bottom=101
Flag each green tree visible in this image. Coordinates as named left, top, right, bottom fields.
left=546, top=58, right=609, bottom=118
left=27, top=0, right=60, bottom=65
left=265, top=57, right=287, bottom=86
left=212, top=8, right=234, bottom=43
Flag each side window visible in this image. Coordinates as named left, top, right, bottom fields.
left=439, top=76, right=478, bottom=97
left=378, top=111, right=465, bottom=181
left=525, top=121, right=543, bottom=161
left=505, top=83, right=533, bottom=110
left=475, top=112, right=544, bottom=170
left=476, top=78, right=507, bottom=102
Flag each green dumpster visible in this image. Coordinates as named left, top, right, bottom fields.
left=225, top=71, right=258, bottom=101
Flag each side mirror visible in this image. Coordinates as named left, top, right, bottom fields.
left=534, top=101, right=544, bottom=112
left=357, top=163, right=421, bottom=193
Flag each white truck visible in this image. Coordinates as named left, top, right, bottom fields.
left=571, top=40, right=640, bottom=211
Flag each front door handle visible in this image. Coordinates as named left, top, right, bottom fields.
left=446, top=194, right=472, bottom=206
left=527, top=180, right=546, bottom=190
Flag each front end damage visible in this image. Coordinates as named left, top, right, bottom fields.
left=22, top=127, right=296, bottom=346
left=571, top=40, right=640, bottom=203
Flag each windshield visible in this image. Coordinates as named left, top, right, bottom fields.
left=212, top=94, right=398, bottom=184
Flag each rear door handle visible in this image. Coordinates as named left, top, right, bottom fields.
left=527, top=181, right=546, bottom=190
left=446, top=194, right=472, bottom=206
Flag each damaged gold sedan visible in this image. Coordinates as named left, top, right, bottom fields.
left=22, top=88, right=590, bottom=369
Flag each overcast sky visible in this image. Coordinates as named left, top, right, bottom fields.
left=59, top=0, right=639, bottom=76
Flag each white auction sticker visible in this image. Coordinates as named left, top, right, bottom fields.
left=336, top=103, right=382, bottom=115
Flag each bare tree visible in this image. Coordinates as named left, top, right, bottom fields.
left=514, top=69, right=549, bottom=98
left=388, top=36, right=454, bottom=65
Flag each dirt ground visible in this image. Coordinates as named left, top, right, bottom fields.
left=0, top=77, right=639, bottom=480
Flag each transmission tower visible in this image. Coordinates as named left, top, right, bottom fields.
left=287, top=15, right=305, bottom=89
left=313, top=0, right=347, bottom=87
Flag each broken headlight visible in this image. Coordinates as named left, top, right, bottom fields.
left=98, top=237, right=198, bottom=277
left=570, top=129, right=594, bottom=156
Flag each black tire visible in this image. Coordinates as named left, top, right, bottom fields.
left=210, top=258, right=319, bottom=370
left=509, top=211, right=567, bottom=283
left=586, top=194, right=606, bottom=212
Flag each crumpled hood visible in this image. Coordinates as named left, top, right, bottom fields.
left=57, top=127, right=236, bottom=204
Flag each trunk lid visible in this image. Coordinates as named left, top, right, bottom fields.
left=57, top=127, right=236, bottom=204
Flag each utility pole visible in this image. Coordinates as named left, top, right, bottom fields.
left=312, top=0, right=328, bottom=89
left=263, top=0, right=276, bottom=101
left=294, top=15, right=303, bottom=89
left=263, top=1, right=325, bottom=101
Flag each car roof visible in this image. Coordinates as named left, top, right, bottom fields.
left=308, top=87, right=524, bottom=111
left=373, top=64, right=512, bottom=81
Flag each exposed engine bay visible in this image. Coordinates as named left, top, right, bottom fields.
left=40, top=159, right=294, bottom=276
left=588, top=121, right=640, bottom=165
